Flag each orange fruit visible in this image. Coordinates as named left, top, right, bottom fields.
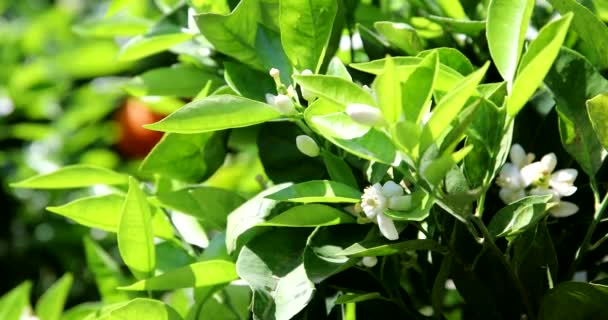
left=115, top=98, right=164, bottom=158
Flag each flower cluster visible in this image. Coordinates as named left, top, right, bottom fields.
left=497, top=144, right=579, bottom=217
left=360, top=181, right=411, bottom=240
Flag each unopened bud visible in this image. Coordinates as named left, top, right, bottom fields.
left=266, top=94, right=296, bottom=115
left=361, top=256, right=378, bottom=268
left=388, top=195, right=412, bottom=211
left=299, top=69, right=316, bottom=101
left=296, top=135, right=320, bottom=157
left=269, top=68, right=280, bottom=79
left=346, top=103, right=384, bottom=126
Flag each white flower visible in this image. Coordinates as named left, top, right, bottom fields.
left=361, top=256, right=378, bottom=268
left=346, top=103, right=384, bottom=126
left=295, top=135, right=320, bottom=157
left=266, top=94, right=296, bottom=115
left=361, top=181, right=411, bottom=240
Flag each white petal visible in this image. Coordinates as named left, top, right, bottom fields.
left=301, top=69, right=313, bottom=76
left=549, top=201, right=579, bottom=218
left=520, top=162, right=546, bottom=186
left=540, top=153, right=557, bottom=173
left=551, top=169, right=578, bottom=184
left=510, top=144, right=527, bottom=168
left=498, top=163, right=525, bottom=189
left=528, top=187, right=560, bottom=202
left=381, top=181, right=403, bottom=197
left=388, top=195, right=412, bottom=211
left=499, top=188, right=526, bottom=204
left=272, top=94, right=296, bottom=115
left=377, top=213, right=399, bottom=240
left=549, top=182, right=577, bottom=197
left=265, top=93, right=275, bottom=105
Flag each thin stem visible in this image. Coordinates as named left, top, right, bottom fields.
left=475, top=192, right=486, bottom=218
left=569, top=178, right=608, bottom=278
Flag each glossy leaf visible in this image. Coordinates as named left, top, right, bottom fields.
left=140, top=131, right=228, bottom=182
left=294, top=75, right=376, bottom=108
left=47, top=194, right=173, bottom=239
left=420, top=63, right=488, bottom=153
left=97, top=298, right=182, bottom=320
left=402, top=51, right=438, bottom=124
left=145, top=95, right=281, bottom=134
left=507, top=13, right=573, bottom=116
left=0, top=282, right=31, bottom=320
left=156, top=186, right=245, bottom=230
left=125, top=65, right=223, bottom=98
left=11, top=165, right=128, bottom=189
left=548, top=0, right=608, bottom=69
left=280, top=0, right=337, bottom=72
left=337, top=239, right=446, bottom=257
left=83, top=237, right=130, bottom=304
left=487, top=195, right=553, bottom=238
left=373, top=55, right=400, bottom=124
left=545, top=48, right=608, bottom=176
left=374, top=21, right=423, bottom=55
left=427, top=16, right=485, bottom=36
left=586, top=94, right=608, bottom=150
left=73, top=16, right=152, bottom=37
left=486, top=0, right=534, bottom=84
left=118, top=177, right=156, bottom=279
left=421, top=145, right=474, bottom=186
left=321, top=152, right=358, bottom=188
left=120, top=260, right=238, bottom=291
left=265, top=180, right=361, bottom=203
left=260, top=204, right=356, bottom=227
left=223, top=61, right=275, bottom=102
left=35, top=274, right=73, bottom=320
left=335, top=292, right=383, bottom=304
left=196, top=0, right=264, bottom=70
left=118, top=26, right=192, bottom=61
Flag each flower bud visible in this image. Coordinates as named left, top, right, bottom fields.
left=269, top=68, right=280, bottom=79
left=361, top=256, right=378, bottom=268
left=346, top=103, right=384, bottom=126
left=295, top=135, right=320, bottom=157
left=266, top=94, right=296, bottom=115
left=388, top=195, right=412, bottom=211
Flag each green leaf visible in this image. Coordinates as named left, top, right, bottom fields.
left=140, top=131, right=228, bottom=182
left=35, top=274, right=73, bottom=320
left=402, top=51, right=438, bottom=125
left=260, top=204, right=355, bottom=227
left=145, top=95, right=281, bottom=134
left=236, top=228, right=314, bottom=320
left=294, top=75, right=376, bottom=108
left=83, top=237, right=130, bottom=304
left=427, top=16, right=485, bottom=36
left=119, top=260, right=238, bottom=291
left=373, top=55, right=401, bottom=124
left=486, top=0, right=534, bottom=84
left=321, top=152, right=358, bottom=188
left=196, top=0, right=264, bottom=70
left=311, top=112, right=370, bottom=140
left=337, top=239, right=446, bottom=257
left=421, top=145, right=474, bottom=186
left=280, top=0, right=337, bottom=72
left=118, top=177, right=156, bottom=279
left=185, top=285, right=251, bottom=320
left=226, top=183, right=292, bottom=252
left=265, top=180, right=361, bottom=203
left=507, top=13, right=573, bottom=116
left=374, top=21, right=423, bottom=55
left=97, top=298, right=182, bottom=320
left=335, top=292, right=384, bottom=304
left=487, top=195, right=553, bottom=238
left=326, top=57, right=352, bottom=81
left=350, top=56, right=464, bottom=94
left=545, top=48, right=608, bottom=176
left=47, top=194, right=173, bottom=239
left=61, top=303, right=100, bottom=320
left=420, top=63, right=488, bottom=153
left=0, top=282, right=32, bottom=320
left=156, top=186, right=245, bottom=230
left=255, top=24, right=292, bottom=85
left=417, top=47, right=474, bottom=76
left=223, top=62, right=275, bottom=102
left=118, top=25, right=192, bottom=61
left=435, top=0, right=467, bottom=19
left=548, top=0, right=608, bottom=69
left=305, top=99, right=396, bottom=163
left=11, top=165, right=128, bottom=189
left=125, top=65, right=223, bottom=98
left=586, top=94, right=608, bottom=150
left=539, top=282, right=608, bottom=320
left=383, top=190, right=434, bottom=221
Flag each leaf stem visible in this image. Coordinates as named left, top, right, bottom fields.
left=569, top=178, right=608, bottom=279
